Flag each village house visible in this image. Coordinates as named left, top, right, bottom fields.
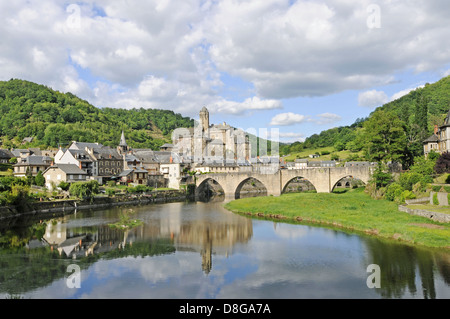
left=423, top=110, right=450, bottom=157
left=0, top=149, right=14, bottom=164
left=294, top=159, right=309, bottom=169
left=43, top=164, right=88, bottom=190
left=55, top=141, right=124, bottom=183
left=118, top=166, right=149, bottom=185
left=55, top=148, right=94, bottom=176
left=307, top=160, right=337, bottom=168
left=13, top=155, right=53, bottom=177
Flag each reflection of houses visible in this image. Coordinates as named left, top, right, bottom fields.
left=13, top=155, right=53, bottom=177
left=43, top=164, right=88, bottom=189
left=37, top=203, right=253, bottom=275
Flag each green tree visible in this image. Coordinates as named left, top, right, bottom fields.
left=361, top=110, right=408, bottom=164
left=34, top=171, right=45, bottom=187
left=370, top=163, right=393, bottom=189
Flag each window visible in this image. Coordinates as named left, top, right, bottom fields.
left=57, top=174, right=61, bottom=180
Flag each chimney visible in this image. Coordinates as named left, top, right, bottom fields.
left=79, top=162, right=82, bottom=169
left=170, top=156, right=173, bottom=164
left=435, top=125, right=439, bottom=135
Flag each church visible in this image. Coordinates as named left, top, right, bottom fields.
left=172, top=107, right=251, bottom=164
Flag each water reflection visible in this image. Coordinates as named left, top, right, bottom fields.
left=0, top=202, right=448, bottom=299
left=36, top=202, right=253, bottom=275
left=362, top=237, right=450, bottom=299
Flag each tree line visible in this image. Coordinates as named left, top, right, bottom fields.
left=0, top=79, right=194, bottom=150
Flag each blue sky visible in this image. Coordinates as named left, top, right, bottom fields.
left=1, top=0, right=450, bottom=143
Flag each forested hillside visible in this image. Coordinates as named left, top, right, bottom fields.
left=281, top=75, right=450, bottom=166
left=0, top=79, right=194, bottom=150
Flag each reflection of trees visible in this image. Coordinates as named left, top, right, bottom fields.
left=0, top=221, right=175, bottom=296
left=364, top=238, right=450, bottom=299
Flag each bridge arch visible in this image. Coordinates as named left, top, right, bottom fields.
left=282, top=176, right=317, bottom=194
left=234, top=177, right=268, bottom=199
left=331, top=174, right=368, bottom=192
left=195, top=177, right=225, bottom=201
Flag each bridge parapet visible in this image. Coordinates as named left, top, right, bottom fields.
left=195, top=166, right=372, bottom=198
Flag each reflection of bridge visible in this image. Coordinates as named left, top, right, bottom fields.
left=195, top=166, right=373, bottom=198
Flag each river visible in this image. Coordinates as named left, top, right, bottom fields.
left=0, top=200, right=449, bottom=299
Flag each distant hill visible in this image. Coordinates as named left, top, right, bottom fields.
left=281, top=75, right=450, bottom=160
left=0, top=79, right=194, bottom=150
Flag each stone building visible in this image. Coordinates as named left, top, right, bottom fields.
left=43, top=164, right=88, bottom=190
left=172, top=107, right=251, bottom=164
left=13, top=155, right=53, bottom=177
left=423, top=111, right=450, bottom=157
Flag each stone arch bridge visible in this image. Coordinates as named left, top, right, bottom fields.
left=195, top=166, right=373, bottom=199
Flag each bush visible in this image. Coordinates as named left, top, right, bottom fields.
left=321, top=151, right=331, bottom=156
left=398, top=172, right=422, bottom=191
left=127, top=185, right=153, bottom=193
left=107, top=181, right=117, bottom=187
left=34, top=171, right=45, bottom=187
left=106, top=189, right=116, bottom=197
left=433, top=193, right=439, bottom=205
left=385, top=183, right=403, bottom=202
left=69, top=181, right=100, bottom=199
left=58, top=181, right=70, bottom=191
left=432, top=186, right=442, bottom=192
left=400, top=190, right=416, bottom=202
left=445, top=174, right=450, bottom=184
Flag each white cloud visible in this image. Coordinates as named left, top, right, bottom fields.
left=279, top=132, right=306, bottom=143
left=213, top=97, right=283, bottom=115
left=1, top=0, right=450, bottom=119
left=390, top=85, right=425, bottom=102
left=358, top=90, right=389, bottom=107
left=270, top=113, right=308, bottom=126
left=314, top=113, right=342, bottom=125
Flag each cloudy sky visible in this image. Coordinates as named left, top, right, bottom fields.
left=1, top=0, right=450, bottom=143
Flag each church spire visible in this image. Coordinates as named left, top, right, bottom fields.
left=119, top=130, right=127, bottom=147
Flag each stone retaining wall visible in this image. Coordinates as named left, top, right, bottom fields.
left=0, top=191, right=187, bottom=221
left=399, top=205, right=450, bottom=223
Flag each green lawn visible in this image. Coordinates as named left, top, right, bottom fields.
left=224, top=189, right=450, bottom=249
left=282, top=146, right=364, bottom=162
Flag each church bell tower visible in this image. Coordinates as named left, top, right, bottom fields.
left=199, top=106, right=209, bottom=133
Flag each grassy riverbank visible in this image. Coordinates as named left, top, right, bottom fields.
left=224, top=188, right=450, bottom=249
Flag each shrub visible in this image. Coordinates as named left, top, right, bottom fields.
left=385, top=183, right=403, bottom=202
left=446, top=174, right=450, bottom=184
left=34, top=171, right=45, bottom=187
left=321, top=151, right=331, bottom=156
left=107, top=181, right=117, bottom=187
left=106, top=189, right=116, bottom=197
left=400, top=190, right=416, bottom=203
left=432, top=186, right=442, bottom=192
left=58, top=181, right=70, bottom=191
left=398, top=172, right=422, bottom=191
left=69, top=181, right=100, bottom=199
left=433, top=193, right=439, bottom=205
